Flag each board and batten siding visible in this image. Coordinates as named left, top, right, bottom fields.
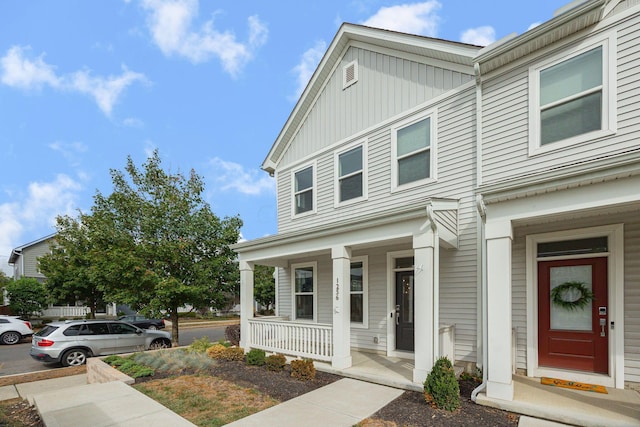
left=277, top=85, right=477, bottom=234
left=481, top=8, right=640, bottom=185
left=278, top=45, right=473, bottom=171
left=511, top=212, right=640, bottom=383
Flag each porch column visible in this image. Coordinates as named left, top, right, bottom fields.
left=413, top=227, right=437, bottom=384
left=239, top=260, right=254, bottom=350
left=485, top=220, right=514, bottom=401
left=332, top=245, right=352, bottom=369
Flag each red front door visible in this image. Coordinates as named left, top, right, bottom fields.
left=538, top=257, right=608, bottom=374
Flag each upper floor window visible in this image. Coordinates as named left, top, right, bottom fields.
left=530, top=33, right=616, bottom=154
left=292, top=262, right=316, bottom=321
left=392, top=112, right=436, bottom=190
left=292, top=164, right=315, bottom=216
left=335, top=143, right=366, bottom=205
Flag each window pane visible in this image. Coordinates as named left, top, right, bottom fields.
left=541, top=47, right=602, bottom=107
left=295, top=167, right=313, bottom=192
left=350, top=294, right=363, bottom=323
left=340, top=173, right=362, bottom=201
left=541, top=91, right=601, bottom=145
left=295, top=267, right=314, bottom=293
left=296, top=295, right=314, bottom=320
left=397, top=118, right=430, bottom=157
left=550, top=265, right=592, bottom=331
left=538, top=237, right=608, bottom=257
left=398, top=151, right=430, bottom=185
left=395, top=257, right=414, bottom=269
left=295, top=190, right=313, bottom=214
left=339, top=146, right=362, bottom=177
left=350, top=262, right=363, bottom=292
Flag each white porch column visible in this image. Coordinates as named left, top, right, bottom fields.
left=239, top=260, right=255, bottom=350
left=413, top=227, right=437, bottom=384
left=485, top=220, right=514, bottom=401
left=332, top=245, right=352, bottom=369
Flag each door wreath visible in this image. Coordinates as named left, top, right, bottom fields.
left=551, top=281, right=595, bottom=311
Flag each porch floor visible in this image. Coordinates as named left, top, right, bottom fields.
left=476, top=375, right=640, bottom=427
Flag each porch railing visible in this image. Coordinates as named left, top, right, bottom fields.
left=248, top=318, right=333, bottom=361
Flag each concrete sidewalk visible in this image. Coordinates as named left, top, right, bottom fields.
left=226, top=378, right=404, bottom=427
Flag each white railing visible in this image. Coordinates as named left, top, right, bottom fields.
left=40, top=305, right=91, bottom=318
left=248, top=318, right=333, bottom=361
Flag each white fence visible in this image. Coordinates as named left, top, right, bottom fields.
left=38, top=304, right=118, bottom=318
left=248, top=318, right=333, bottom=361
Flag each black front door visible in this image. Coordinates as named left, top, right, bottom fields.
left=395, top=271, right=415, bottom=351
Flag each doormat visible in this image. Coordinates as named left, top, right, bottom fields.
left=541, top=377, right=608, bottom=394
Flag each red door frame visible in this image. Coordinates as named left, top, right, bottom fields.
left=538, top=257, right=608, bottom=374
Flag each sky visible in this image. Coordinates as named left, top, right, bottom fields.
left=1, top=0, right=572, bottom=275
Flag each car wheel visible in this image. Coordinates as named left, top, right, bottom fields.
left=147, top=325, right=157, bottom=330
left=149, top=338, right=171, bottom=350
left=61, top=349, right=88, bottom=367
left=0, top=331, right=21, bottom=345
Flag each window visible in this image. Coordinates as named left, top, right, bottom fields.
left=293, top=164, right=315, bottom=216
left=343, top=60, right=358, bottom=89
left=392, top=112, right=436, bottom=189
left=335, top=143, right=366, bottom=204
left=350, top=256, right=368, bottom=326
left=530, top=34, right=615, bottom=153
left=292, top=262, right=316, bottom=321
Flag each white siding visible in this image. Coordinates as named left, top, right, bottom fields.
left=481, top=11, right=640, bottom=185
left=22, top=240, right=52, bottom=279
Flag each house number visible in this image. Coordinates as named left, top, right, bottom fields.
left=335, top=278, right=339, bottom=301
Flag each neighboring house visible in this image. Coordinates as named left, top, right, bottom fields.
left=233, top=0, right=640, bottom=402
left=8, top=234, right=56, bottom=281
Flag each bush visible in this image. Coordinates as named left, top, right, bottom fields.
left=187, top=336, right=214, bottom=353
left=424, top=357, right=460, bottom=411
left=266, top=353, right=286, bottom=372
left=206, top=343, right=228, bottom=360
left=225, top=324, right=241, bottom=346
left=221, top=347, right=245, bottom=361
left=291, top=358, right=315, bottom=380
left=246, top=348, right=266, bottom=366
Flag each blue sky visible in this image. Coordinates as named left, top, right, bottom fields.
left=1, top=0, right=571, bottom=274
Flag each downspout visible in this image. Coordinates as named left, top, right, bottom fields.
left=472, top=195, right=488, bottom=402
left=471, top=61, right=487, bottom=403
left=425, top=204, right=440, bottom=362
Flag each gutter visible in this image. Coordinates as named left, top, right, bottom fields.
left=471, top=195, right=488, bottom=402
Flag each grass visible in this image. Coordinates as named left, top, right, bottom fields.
left=133, top=375, right=279, bottom=427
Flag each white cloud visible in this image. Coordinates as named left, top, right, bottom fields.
left=123, top=117, right=145, bottom=128
left=141, top=0, right=268, bottom=77
left=0, top=46, right=147, bottom=116
left=208, top=157, right=274, bottom=196
left=460, top=26, right=496, bottom=46
left=290, top=40, right=326, bottom=101
left=361, top=1, right=441, bottom=36
left=49, top=141, right=88, bottom=167
left=143, top=140, right=157, bottom=158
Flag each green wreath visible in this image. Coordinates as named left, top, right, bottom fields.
left=551, top=281, right=595, bottom=311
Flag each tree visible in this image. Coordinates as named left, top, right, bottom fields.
left=38, top=216, right=105, bottom=319
left=5, top=278, right=49, bottom=319
left=254, top=265, right=275, bottom=313
left=88, top=151, right=242, bottom=345
left=0, top=271, right=9, bottom=305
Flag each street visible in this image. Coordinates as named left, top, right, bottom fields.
left=0, top=325, right=227, bottom=376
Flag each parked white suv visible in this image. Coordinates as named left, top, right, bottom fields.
left=30, top=319, right=172, bottom=366
left=0, top=315, right=34, bottom=345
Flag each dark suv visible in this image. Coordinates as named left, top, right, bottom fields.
left=30, top=319, right=172, bottom=366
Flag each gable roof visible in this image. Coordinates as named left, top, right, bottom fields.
left=8, top=233, right=56, bottom=264
left=261, top=23, right=481, bottom=174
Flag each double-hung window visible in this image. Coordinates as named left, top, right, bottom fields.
left=335, top=143, right=366, bottom=205
left=293, top=164, right=315, bottom=216
left=292, top=262, right=316, bottom=321
left=530, top=34, right=615, bottom=153
left=350, top=256, right=368, bottom=327
left=392, top=112, right=436, bottom=189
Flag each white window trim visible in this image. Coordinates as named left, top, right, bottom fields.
left=343, top=60, right=358, bottom=90
left=350, top=256, right=369, bottom=329
left=291, top=261, right=317, bottom=323
left=391, top=109, right=438, bottom=192
left=528, top=31, right=617, bottom=156
left=334, top=139, right=368, bottom=207
left=291, top=161, right=317, bottom=219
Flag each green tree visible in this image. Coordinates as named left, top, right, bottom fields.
left=38, top=216, right=105, bottom=319
left=5, top=278, right=49, bottom=319
left=88, top=151, right=242, bottom=345
left=254, top=265, right=275, bottom=312
left=0, top=271, right=9, bottom=305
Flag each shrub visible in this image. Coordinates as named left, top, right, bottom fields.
left=206, top=343, right=228, bottom=360
left=187, top=336, right=214, bottom=353
left=266, top=353, right=286, bottom=372
left=133, top=350, right=216, bottom=373
left=225, top=324, right=241, bottom=346
left=221, top=347, right=245, bottom=361
left=246, top=348, right=266, bottom=366
left=291, top=358, right=315, bottom=380
left=423, top=357, right=460, bottom=412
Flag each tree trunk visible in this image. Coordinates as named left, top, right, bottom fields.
left=170, top=309, right=179, bottom=347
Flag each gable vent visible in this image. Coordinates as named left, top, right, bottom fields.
left=343, top=60, right=358, bottom=89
